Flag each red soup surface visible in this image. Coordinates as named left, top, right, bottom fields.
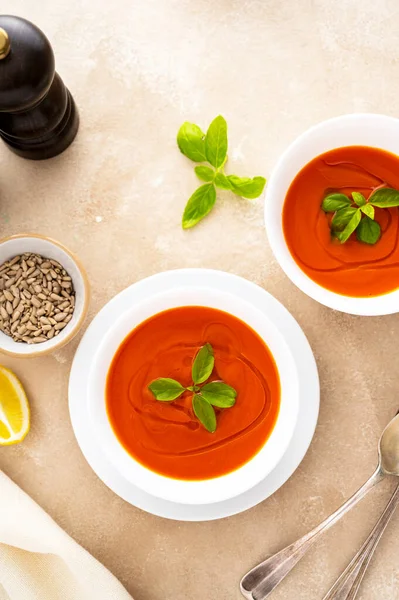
left=106, top=306, right=280, bottom=481
left=283, top=146, right=399, bottom=297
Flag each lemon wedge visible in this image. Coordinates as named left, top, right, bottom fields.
left=0, top=366, right=30, bottom=445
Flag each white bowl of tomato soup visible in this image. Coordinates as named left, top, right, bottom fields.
left=87, top=278, right=300, bottom=505
left=266, top=113, right=399, bottom=315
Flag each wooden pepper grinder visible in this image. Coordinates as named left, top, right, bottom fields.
left=0, top=15, right=79, bottom=160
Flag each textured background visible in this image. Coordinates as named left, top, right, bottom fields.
left=1, top=1, right=399, bottom=599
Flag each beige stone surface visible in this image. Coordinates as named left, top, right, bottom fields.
left=1, top=0, right=399, bottom=598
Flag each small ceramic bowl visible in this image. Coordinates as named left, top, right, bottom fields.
left=265, top=113, right=399, bottom=316
left=0, top=234, right=90, bottom=357
left=87, top=281, right=300, bottom=505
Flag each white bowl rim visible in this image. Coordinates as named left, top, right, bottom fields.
left=265, top=112, right=399, bottom=316
left=87, top=276, right=301, bottom=505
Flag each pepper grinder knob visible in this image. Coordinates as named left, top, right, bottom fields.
left=0, top=15, right=79, bottom=160
left=0, top=28, right=10, bottom=59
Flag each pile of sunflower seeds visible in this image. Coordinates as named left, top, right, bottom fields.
left=0, top=253, right=75, bottom=344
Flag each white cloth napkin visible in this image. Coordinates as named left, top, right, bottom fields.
left=0, top=471, right=133, bottom=600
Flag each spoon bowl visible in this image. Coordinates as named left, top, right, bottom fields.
left=379, top=414, right=399, bottom=476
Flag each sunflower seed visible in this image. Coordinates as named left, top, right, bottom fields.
left=31, top=296, right=41, bottom=308
left=10, top=286, right=19, bottom=299
left=11, top=309, right=21, bottom=322
left=54, top=312, right=67, bottom=322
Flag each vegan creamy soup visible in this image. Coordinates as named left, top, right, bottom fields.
left=283, top=146, right=399, bottom=297
left=106, top=306, right=280, bottom=481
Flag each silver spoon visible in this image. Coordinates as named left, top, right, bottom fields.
left=240, top=413, right=399, bottom=600
left=323, top=482, right=399, bottom=600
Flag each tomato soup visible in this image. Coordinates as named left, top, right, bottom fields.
left=106, top=306, right=280, bottom=481
left=283, top=146, right=399, bottom=297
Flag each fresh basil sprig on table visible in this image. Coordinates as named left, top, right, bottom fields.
left=148, top=343, right=237, bottom=433
left=177, top=116, right=266, bottom=229
left=322, top=188, right=399, bottom=245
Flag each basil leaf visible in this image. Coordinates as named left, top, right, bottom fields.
left=322, top=193, right=351, bottom=212
left=177, top=122, right=207, bottom=162
left=369, top=188, right=399, bottom=208
left=352, top=192, right=366, bottom=206
left=148, top=378, right=185, bottom=401
left=195, top=166, right=215, bottom=182
left=192, top=394, right=216, bottom=433
left=205, top=115, right=228, bottom=168
left=356, top=216, right=381, bottom=245
left=182, top=184, right=216, bottom=229
left=187, top=385, right=200, bottom=392
left=227, top=175, right=266, bottom=199
left=337, top=209, right=362, bottom=243
left=200, top=382, right=237, bottom=408
left=360, top=204, right=375, bottom=219
left=192, top=343, right=214, bottom=384
left=331, top=206, right=358, bottom=231
left=214, top=172, right=232, bottom=190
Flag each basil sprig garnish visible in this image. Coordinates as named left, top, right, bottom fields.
left=148, top=343, right=237, bottom=433
left=322, top=188, right=399, bottom=245
left=177, top=116, right=266, bottom=229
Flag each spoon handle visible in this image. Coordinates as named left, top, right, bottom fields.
left=240, top=468, right=384, bottom=600
left=323, top=482, right=399, bottom=600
